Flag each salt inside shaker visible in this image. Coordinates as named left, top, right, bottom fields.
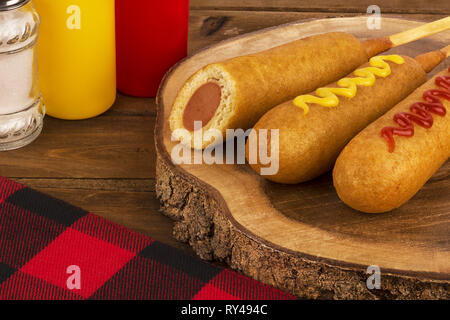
left=0, top=0, right=44, bottom=151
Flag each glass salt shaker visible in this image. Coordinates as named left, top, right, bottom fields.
left=0, top=0, right=44, bottom=151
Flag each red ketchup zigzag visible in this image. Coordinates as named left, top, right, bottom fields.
left=381, top=67, right=450, bottom=153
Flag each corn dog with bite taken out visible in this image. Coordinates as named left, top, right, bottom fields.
left=333, top=67, right=450, bottom=213
left=169, top=18, right=450, bottom=149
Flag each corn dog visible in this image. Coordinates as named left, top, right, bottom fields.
left=169, top=18, right=450, bottom=149
left=247, top=48, right=448, bottom=184
left=333, top=68, right=450, bottom=213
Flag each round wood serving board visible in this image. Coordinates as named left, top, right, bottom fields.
left=155, top=17, right=450, bottom=299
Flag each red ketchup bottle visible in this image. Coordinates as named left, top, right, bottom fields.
left=115, top=0, right=189, bottom=97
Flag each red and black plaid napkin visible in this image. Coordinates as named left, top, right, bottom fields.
left=0, top=177, right=294, bottom=300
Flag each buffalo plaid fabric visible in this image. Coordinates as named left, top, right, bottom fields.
left=0, top=177, right=295, bottom=300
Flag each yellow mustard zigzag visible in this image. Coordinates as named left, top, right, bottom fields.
left=293, top=55, right=405, bottom=116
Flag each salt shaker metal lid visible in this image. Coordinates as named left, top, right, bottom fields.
left=0, top=0, right=31, bottom=11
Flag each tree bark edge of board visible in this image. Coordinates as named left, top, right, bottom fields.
left=155, top=153, right=449, bottom=300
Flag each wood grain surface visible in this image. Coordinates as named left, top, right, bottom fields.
left=156, top=16, right=450, bottom=299
left=0, top=1, right=448, bottom=266
left=191, top=0, right=450, bottom=14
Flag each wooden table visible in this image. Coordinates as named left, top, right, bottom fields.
left=1, top=0, right=448, bottom=258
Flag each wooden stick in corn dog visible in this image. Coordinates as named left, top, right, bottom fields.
left=333, top=66, right=450, bottom=213
left=246, top=45, right=450, bottom=184
left=170, top=17, right=450, bottom=149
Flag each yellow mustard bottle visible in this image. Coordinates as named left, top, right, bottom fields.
left=34, top=0, right=116, bottom=120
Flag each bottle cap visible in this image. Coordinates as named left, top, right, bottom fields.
left=0, top=0, right=31, bottom=11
